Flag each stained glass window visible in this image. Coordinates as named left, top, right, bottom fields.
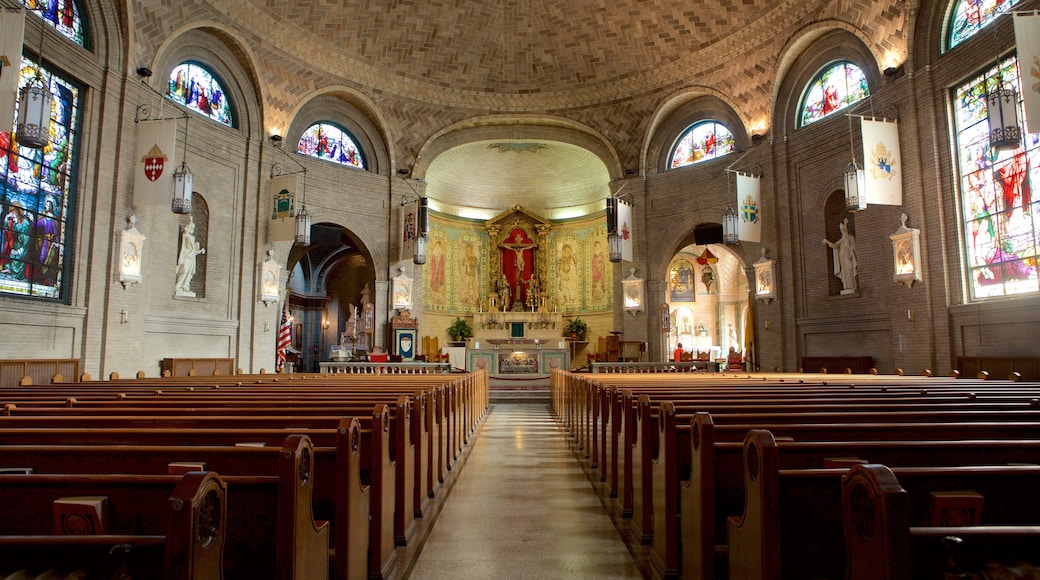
left=166, top=62, right=234, bottom=127
left=953, top=56, right=1040, bottom=298
left=22, top=0, right=85, bottom=47
left=947, top=0, right=1021, bottom=50
left=799, top=62, right=869, bottom=127
left=297, top=123, right=366, bottom=169
left=670, top=121, right=735, bottom=168
left=0, top=59, right=79, bottom=299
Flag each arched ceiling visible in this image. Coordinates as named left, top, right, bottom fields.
left=423, top=140, right=611, bottom=220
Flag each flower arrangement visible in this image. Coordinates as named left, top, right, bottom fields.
left=564, top=317, right=588, bottom=340
left=447, top=317, right=473, bottom=341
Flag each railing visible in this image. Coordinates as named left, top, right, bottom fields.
left=318, top=362, right=454, bottom=374
left=589, top=361, right=723, bottom=373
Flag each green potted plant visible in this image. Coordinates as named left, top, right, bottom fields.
left=447, top=317, right=473, bottom=343
left=564, top=317, right=588, bottom=341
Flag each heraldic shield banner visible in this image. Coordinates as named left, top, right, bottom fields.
left=617, top=199, right=633, bottom=261
left=268, top=173, right=298, bottom=243
left=133, top=119, right=178, bottom=206
left=0, top=10, right=24, bottom=132
left=737, top=173, right=761, bottom=243
left=861, top=118, right=902, bottom=206
left=1014, top=12, right=1040, bottom=126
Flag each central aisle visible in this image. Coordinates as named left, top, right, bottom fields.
left=405, top=403, right=645, bottom=579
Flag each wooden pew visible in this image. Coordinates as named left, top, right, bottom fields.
left=0, top=399, right=423, bottom=547
left=0, top=470, right=225, bottom=580
left=0, top=370, right=491, bottom=580
left=727, top=430, right=1040, bottom=580
left=0, top=417, right=382, bottom=580
left=552, top=372, right=1039, bottom=580
left=843, top=464, right=1040, bottom=580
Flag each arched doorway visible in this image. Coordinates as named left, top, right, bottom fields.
left=664, top=244, right=749, bottom=364
left=286, top=222, right=375, bottom=371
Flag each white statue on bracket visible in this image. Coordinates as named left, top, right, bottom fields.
left=118, top=214, right=146, bottom=289
left=175, top=217, right=205, bottom=297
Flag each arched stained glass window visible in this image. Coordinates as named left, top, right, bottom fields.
left=166, top=62, right=234, bottom=127
left=22, top=0, right=85, bottom=47
left=297, top=122, right=366, bottom=169
left=953, top=56, right=1040, bottom=298
left=669, top=121, right=735, bottom=169
left=0, top=58, right=80, bottom=300
left=799, top=62, right=869, bottom=127
left=947, top=0, right=1021, bottom=50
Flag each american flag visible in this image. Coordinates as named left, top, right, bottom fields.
left=276, top=303, right=291, bottom=372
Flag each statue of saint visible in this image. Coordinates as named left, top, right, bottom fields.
left=823, top=218, right=858, bottom=293
left=175, top=217, right=205, bottom=296
left=498, top=274, right=511, bottom=311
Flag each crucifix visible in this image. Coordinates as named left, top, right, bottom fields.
left=501, top=230, right=537, bottom=308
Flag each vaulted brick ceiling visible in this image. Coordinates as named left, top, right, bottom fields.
left=236, top=0, right=817, bottom=103
left=215, top=0, right=904, bottom=213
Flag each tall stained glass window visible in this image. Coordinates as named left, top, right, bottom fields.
left=670, top=121, right=735, bottom=169
left=947, top=0, right=1021, bottom=50
left=297, top=123, right=366, bottom=169
left=953, top=56, right=1040, bottom=298
left=0, top=60, right=80, bottom=299
left=22, top=0, right=85, bottom=46
left=799, top=61, right=869, bottom=127
left=167, top=62, right=234, bottom=127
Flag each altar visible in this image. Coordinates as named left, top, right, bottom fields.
left=458, top=206, right=572, bottom=376
left=465, top=338, right=570, bottom=377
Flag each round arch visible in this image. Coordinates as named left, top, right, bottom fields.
left=772, top=26, right=883, bottom=138
left=642, top=87, right=753, bottom=175
left=149, top=20, right=266, bottom=138
left=284, top=89, right=392, bottom=176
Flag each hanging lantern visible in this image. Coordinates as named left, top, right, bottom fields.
left=844, top=162, right=867, bottom=212
left=295, top=205, right=311, bottom=246
left=413, top=197, right=429, bottom=265
left=16, top=74, right=52, bottom=150
left=722, top=206, right=738, bottom=244
left=606, top=197, right=622, bottom=262
left=171, top=162, right=193, bottom=214
left=986, top=83, right=1021, bottom=151
left=413, top=235, right=427, bottom=265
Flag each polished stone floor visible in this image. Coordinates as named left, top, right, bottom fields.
left=405, top=403, right=645, bottom=579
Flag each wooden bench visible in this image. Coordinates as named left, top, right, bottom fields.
left=727, top=430, right=1040, bottom=579
left=800, top=355, right=874, bottom=374
left=843, top=463, right=1040, bottom=580
left=0, top=470, right=224, bottom=579
left=548, top=371, right=1040, bottom=579
left=0, top=371, right=492, bottom=579
left=0, top=358, right=80, bottom=387
left=0, top=432, right=329, bottom=580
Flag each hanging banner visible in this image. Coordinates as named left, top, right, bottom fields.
left=736, top=173, right=761, bottom=243
left=1014, top=12, right=1040, bottom=126
left=268, top=173, right=298, bottom=242
left=861, top=118, right=902, bottom=206
left=617, top=199, right=633, bottom=262
left=132, top=119, right=178, bottom=206
left=0, top=9, right=24, bottom=132
left=398, top=201, right=417, bottom=262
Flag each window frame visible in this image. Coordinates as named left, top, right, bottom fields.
left=797, top=60, right=870, bottom=128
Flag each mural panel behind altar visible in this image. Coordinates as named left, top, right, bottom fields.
left=423, top=206, right=611, bottom=318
